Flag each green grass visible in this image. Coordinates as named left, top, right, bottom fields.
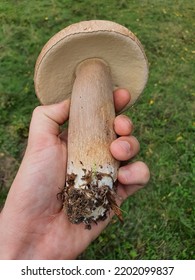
left=0, top=0, right=194, bottom=259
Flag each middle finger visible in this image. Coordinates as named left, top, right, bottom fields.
left=114, top=115, right=133, bottom=136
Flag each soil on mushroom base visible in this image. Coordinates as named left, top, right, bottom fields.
left=63, top=170, right=123, bottom=229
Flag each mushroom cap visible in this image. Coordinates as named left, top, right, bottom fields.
left=34, top=20, right=149, bottom=113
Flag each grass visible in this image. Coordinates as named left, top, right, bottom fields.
left=0, top=0, right=194, bottom=259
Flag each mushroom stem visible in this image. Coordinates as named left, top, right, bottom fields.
left=63, top=58, right=120, bottom=226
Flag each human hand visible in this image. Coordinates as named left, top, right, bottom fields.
left=0, top=89, right=150, bottom=259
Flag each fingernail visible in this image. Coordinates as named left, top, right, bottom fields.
left=118, top=141, right=130, bottom=154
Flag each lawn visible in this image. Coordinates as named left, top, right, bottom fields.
left=0, top=0, right=194, bottom=259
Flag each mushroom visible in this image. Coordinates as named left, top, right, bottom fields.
left=34, top=20, right=148, bottom=227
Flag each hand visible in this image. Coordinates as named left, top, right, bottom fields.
left=0, top=89, right=150, bottom=259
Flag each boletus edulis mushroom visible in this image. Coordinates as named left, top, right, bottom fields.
left=34, top=20, right=148, bottom=228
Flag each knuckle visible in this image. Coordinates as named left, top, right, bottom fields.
left=32, top=105, right=43, bottom=116
left=138, top=161, right=150, bottom=184
left=130, top=136, right=140, bottom=152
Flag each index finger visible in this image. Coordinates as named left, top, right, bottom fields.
left=113, top=88, right=131, bottom=113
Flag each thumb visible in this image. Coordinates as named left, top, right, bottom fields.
left=27, top=100, right=70, bottom=149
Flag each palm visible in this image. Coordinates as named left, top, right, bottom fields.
left=9, top=136, right=107, bottom=259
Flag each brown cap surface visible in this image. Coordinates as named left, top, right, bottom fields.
left=34, top=20, right=149, bottom=113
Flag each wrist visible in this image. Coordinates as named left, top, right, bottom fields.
left=0, top=213, right=30, bottom=260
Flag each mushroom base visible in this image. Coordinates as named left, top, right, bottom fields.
left=63, top=172, right=122, bottom=229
